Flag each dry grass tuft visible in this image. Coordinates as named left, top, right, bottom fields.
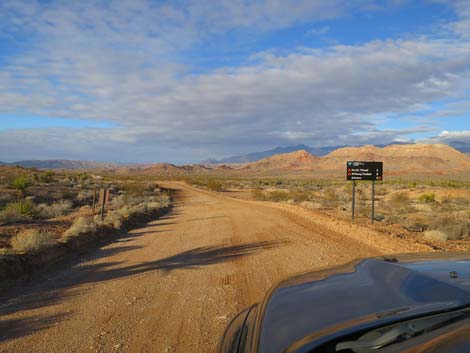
left=63, top=216, right=97, bottom=238
left=0, top=200, right=37, bottom=224
left=38, top=200, right=73, bottom=218
left=11, top=229, right=56, bottom=252
left=423, top=230, right=448, bottom=242
left=300, top=201, right=322, bottom=210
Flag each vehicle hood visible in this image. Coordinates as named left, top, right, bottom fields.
left=255, top=253, right=470, bottom=353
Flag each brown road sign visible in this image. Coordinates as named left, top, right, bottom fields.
left=347, top=161, right=383, bottom=181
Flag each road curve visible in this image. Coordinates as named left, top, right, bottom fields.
left=0, top=182, right=431, bottom=353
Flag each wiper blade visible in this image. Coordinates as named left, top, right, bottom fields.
left=336, top=309, right=470, bottom=352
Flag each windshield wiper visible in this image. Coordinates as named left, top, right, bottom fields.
left=336, top=308, right=470, bottom=352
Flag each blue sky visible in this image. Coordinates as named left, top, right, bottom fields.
left=0, top=0, right=469, bottom=163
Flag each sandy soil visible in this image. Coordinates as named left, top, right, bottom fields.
left=0, top=182, right=434, bottom=353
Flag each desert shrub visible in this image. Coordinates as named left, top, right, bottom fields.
left=102, top=211, right=123, bottom=229
left=122, top=181, right=152, bottom=196
left=0, top=200, right=37, bottom=223
left=12, top=176, right=31, bottom=196
left=77, top=190, right=93, bottom=202
left=287, top=191, right=310, bottom=203
left=0, top=192, right=15, bottom=208
left=0, top=208, right=28, bottom=224
left=206, top=179, right=224, bottom=192
left=442, top=180, right=459, bottom=188
left=374, top=187, right=388, bottom=196
left=103, top=194, right=170, bottom=230
left=111, top=194, right=145, bottom=208
left=300, top=201, right=322, bottom=210
left=11, top=229, right=56, bottom=252
left=438, top=195, right=470, bottom=208
left=40, top=170, right=55, bottom=183
left=389, top=192, right=411, bottom=210
left=147, top=195, right=170, bottom=209
left=419, top=193, right=435, bottom=203
left=38, top=200, right=73, bottom=218
left=399, top=215, right=429, bottom=232
left=440, top=194, right=454, bottom=205
left=321, top=189, right=339, bottom=208
left=264, top=190, right=289, bottom=202
left=251, top=188, right=265, bottom=201
left=63, top=216, right=97, bottom=238
left=453, top=197, right=470, bottom=207
left=0, top=248, right=14, bottom=256
left=428, top=213, right=470, bottom=240
left=423, top=230, right=448, bottom=242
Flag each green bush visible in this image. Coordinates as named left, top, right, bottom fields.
left=423, top=230, right=448, bottom=242
left=12, top=176, right=31, bottom=196
left=41, top=170, right=55, bottom=183
left=0, top=200, right=37, bottom=223
left=38, top=200, right=73, bottom=218
left=251, top=188, right=265, bottom=200
left=68, top=193, right=171, bottom=234
left=63, top=216, right=97, bottom=238
left=122, top=181, right=154, bottom=196
left=419, top=193, right=435, bottom=203
left=390, top=192, right=410, bottom=209
left=428, top=213, right=469, bottom=240
left=300, top=201, right=322, bottom=210
left=206, top=179, right=224, bottom=192
left=287, top=191, right=310, bottom=203
left=321, top=189, right=340, bottom=208
left=266, top=190, right=289, bottom=202
left=11, top=229, right=56, bottom=252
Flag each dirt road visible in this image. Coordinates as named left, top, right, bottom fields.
left=0, top=182, right=432, bottom=353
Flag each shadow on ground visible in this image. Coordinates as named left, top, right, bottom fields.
left=77, top=239, right=283, bottom=281
left=0, top=218, right=283, bottom=342
left=0, top=313, right=71, bottom=342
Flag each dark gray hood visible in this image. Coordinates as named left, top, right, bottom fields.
left=255, top=253, right=470, bottom=353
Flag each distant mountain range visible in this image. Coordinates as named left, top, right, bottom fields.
left=1, top=143, right=469, bottom=177
left=200, top=144, right=340, bottom=164
left=201, top=142, right=416, bottom=164
left=236, top=144, right=470, bottom=176
left=140, top=143, right=470, bottom=177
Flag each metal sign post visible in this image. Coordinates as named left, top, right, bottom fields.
left=371, top=180, right=375, bottom=223
left=347, top=161, right=383, bottom=224
left=352, top=180, right=356, bottom=223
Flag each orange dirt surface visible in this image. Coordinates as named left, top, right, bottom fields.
left=0, top=182, right=434, bottom=353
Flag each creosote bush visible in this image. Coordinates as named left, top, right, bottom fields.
left=64, top=194, right=171, bottom=236
left=38, top=200, right=73, bottom=218
left=389, top=192, right=411, bottom=209
left=63, top=216, right=97, bottom=238
left=427, top=213, right=470, bottom=240
left=11, top=229, right=56, bottom=252
left=300, top=201, right=322, bottom=210
left=0, top=200, right=37, bottom=224
left=423, top=230, right=448, bottom=242
left=206, top=179, right=224, bottom=192
left=419, top=193, right=436, bottom=203
left=251, top=188, right=264, bottom=200
left=321, top=189, right=340, bottom=208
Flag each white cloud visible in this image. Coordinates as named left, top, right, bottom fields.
left=419, top=130, right=470, bottom=152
